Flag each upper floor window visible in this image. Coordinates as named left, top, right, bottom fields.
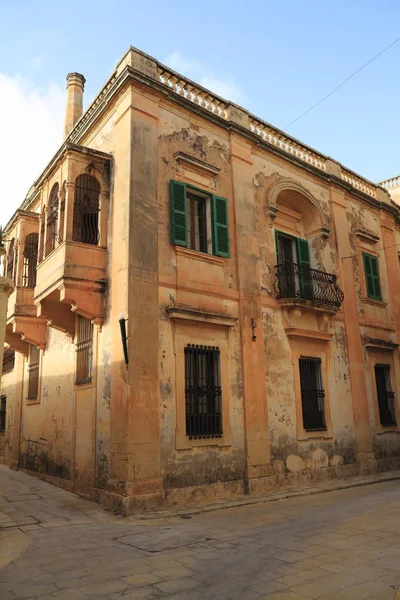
left=170, top=181, right=229, bottom=258
left=6, top=239, right=15, bottom=281
left=362, top=252, right=382, bottom=301
left=22, top=233, right=39, bottom=288
left=46, top=183, right=59, bottom=255
left=299, top=356, right=327, bottom=432
left=275, top=231, right=312, bottom=300
left=375, top=364, right=396, bottom=426
left=73, top=175, right=100, bottom=246
left=2, top=349, right=15, bottom=375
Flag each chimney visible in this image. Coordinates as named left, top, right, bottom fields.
left=63, top=72, right=85, bottom=139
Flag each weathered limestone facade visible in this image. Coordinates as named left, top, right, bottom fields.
left=0, top=245, right=14, bottom=460
left=2, top=47, right=400, bottom=513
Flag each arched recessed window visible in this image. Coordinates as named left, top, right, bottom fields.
left=22, top=233, right=39, bottom=288
left=6, top=239, right=15, bottom=281
left=46, top=183, right=59, bottom=255
left=59, top=182, right=66, bottom=243
left=73, top=175, right=100, bottom=245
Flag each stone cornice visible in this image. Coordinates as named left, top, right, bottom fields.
left=11, top=46, right=398, bottom=223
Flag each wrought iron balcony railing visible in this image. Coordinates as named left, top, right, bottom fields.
left=274, top=262, right=344, bottom=308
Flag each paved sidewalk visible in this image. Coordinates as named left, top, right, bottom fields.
left=1, top=465, right=400, bottom=599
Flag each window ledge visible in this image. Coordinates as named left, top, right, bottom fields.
left=176, top=434, right=232, bottom=450
left=376, top=428, right=399, bottom=434
left=74, top=382, right=94, bottom=392
left=364, top=337, right=398, bottom=351
left=298, top=433, right=333, bottom=442
left=174, top=152, right=221, bottom=176
left=278, top=297, right=340, bottom=316
left=175, top=246, right=224, bottom=266
left=167, top=305, right=237, bottom=327
left=26, top=399, right=41, bottom=405
left=362, top=297, right=386, bottom=307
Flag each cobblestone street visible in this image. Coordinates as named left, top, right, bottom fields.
left=1, top=466, right=400, bottom=600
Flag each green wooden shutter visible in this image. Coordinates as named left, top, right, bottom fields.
left=363, top=252, right=382, bottom=300
left=170, top=180, right=187, bottom=247
left=296, top=238, right=313, bottom=300
left=211, top=195, right=230, bottom=257
left=275, top=230, right=281, bottom=264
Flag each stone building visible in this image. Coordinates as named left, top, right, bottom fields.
left=1, top=47, right=400, bottom=513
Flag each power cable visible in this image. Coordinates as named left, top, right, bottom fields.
left=341, top=241, right=400, bottom=261
left=283, top=36, right=400, bottom=131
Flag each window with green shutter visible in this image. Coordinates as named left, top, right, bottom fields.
left=362, top=252, right=382, bottom=300
left=170, top=181, right=230, bottom=258
left=170, top=180, right=187, bottom=247
left=211, top=195, right=230, bottom=257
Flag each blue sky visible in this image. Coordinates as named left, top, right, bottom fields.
left=1, top=0, right=400, bottom=224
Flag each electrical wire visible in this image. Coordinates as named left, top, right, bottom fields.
left=341, top=241, right=400, bottom=261
left=283, top=36, right=400, bottom=131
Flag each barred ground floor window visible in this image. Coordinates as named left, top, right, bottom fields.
left=184, top=344, right=222, bottom=438
left=299, top=356, right=327, bottom=432
left=27, top=345, right=40, bottom=400
left=375, top=364, right=396, bottom=426
left=0, top=396, right=6, bottom=432
left=76, top=316, right=94, bottom=385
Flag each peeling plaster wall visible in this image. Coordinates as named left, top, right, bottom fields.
left=19, top=328, right=74, bottom=482
left=157, top=107, right=246, bottom=494
left=1, top=353, right=23, bottom=464
left=4, top=73, right=400, bottom=509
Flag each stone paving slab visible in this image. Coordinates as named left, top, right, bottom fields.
left=1, top=465, right=400, bottom=599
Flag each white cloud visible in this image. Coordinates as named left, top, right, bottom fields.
left=0, top=74, right=64, bottom=227
left=164, top=52, right=246, bottom=106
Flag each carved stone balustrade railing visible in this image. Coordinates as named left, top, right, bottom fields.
left=379, top=175, right=400, bottom=190
left=249, top=118, right=327, bottom=172
left=158, top=68, right=228, bottom=118
left=340, top=168, right=377, bottom=199
left=61, top=47, right=386, bottom=204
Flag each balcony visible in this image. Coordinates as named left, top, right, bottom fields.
left=6, top=286, right=47, bottom=353
left=3, top=212, right=47, bottom=353
left=274, top=262, right=344, bottom=313
left=34, top=240, right=107, bottom=333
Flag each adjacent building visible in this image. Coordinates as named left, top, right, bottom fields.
left=1, top=47, right=400, bottom=513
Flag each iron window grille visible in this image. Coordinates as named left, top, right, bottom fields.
left=22, top=233, right=39, bottom=288
left=6, top=239, right=14, bottom=281
left=27, top=345, right=40, bottom=400
left=76, top=316, right=94, bottom=385
left=0, top=396, right=6, bottom=432
left=299, top=356, right=327, bottom=432
left=375, top=364, right=396, bottom=426
left=184, top=345, right=222, bottom=438
left=2, top=349, right=15, bottom=375
left=73, top=174, right=100, bottom=246
left=45, top=183, right=59, bottom=255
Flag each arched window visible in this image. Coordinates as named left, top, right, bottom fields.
left=22, top=233, right=39, bottom=288
left=46, top=183, right=59, bottom=255
left=6, top=239, right=14, bottom=281
left=73, top=175, right=100, bottom=245
left=58, top=182, right=66, bottom=243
